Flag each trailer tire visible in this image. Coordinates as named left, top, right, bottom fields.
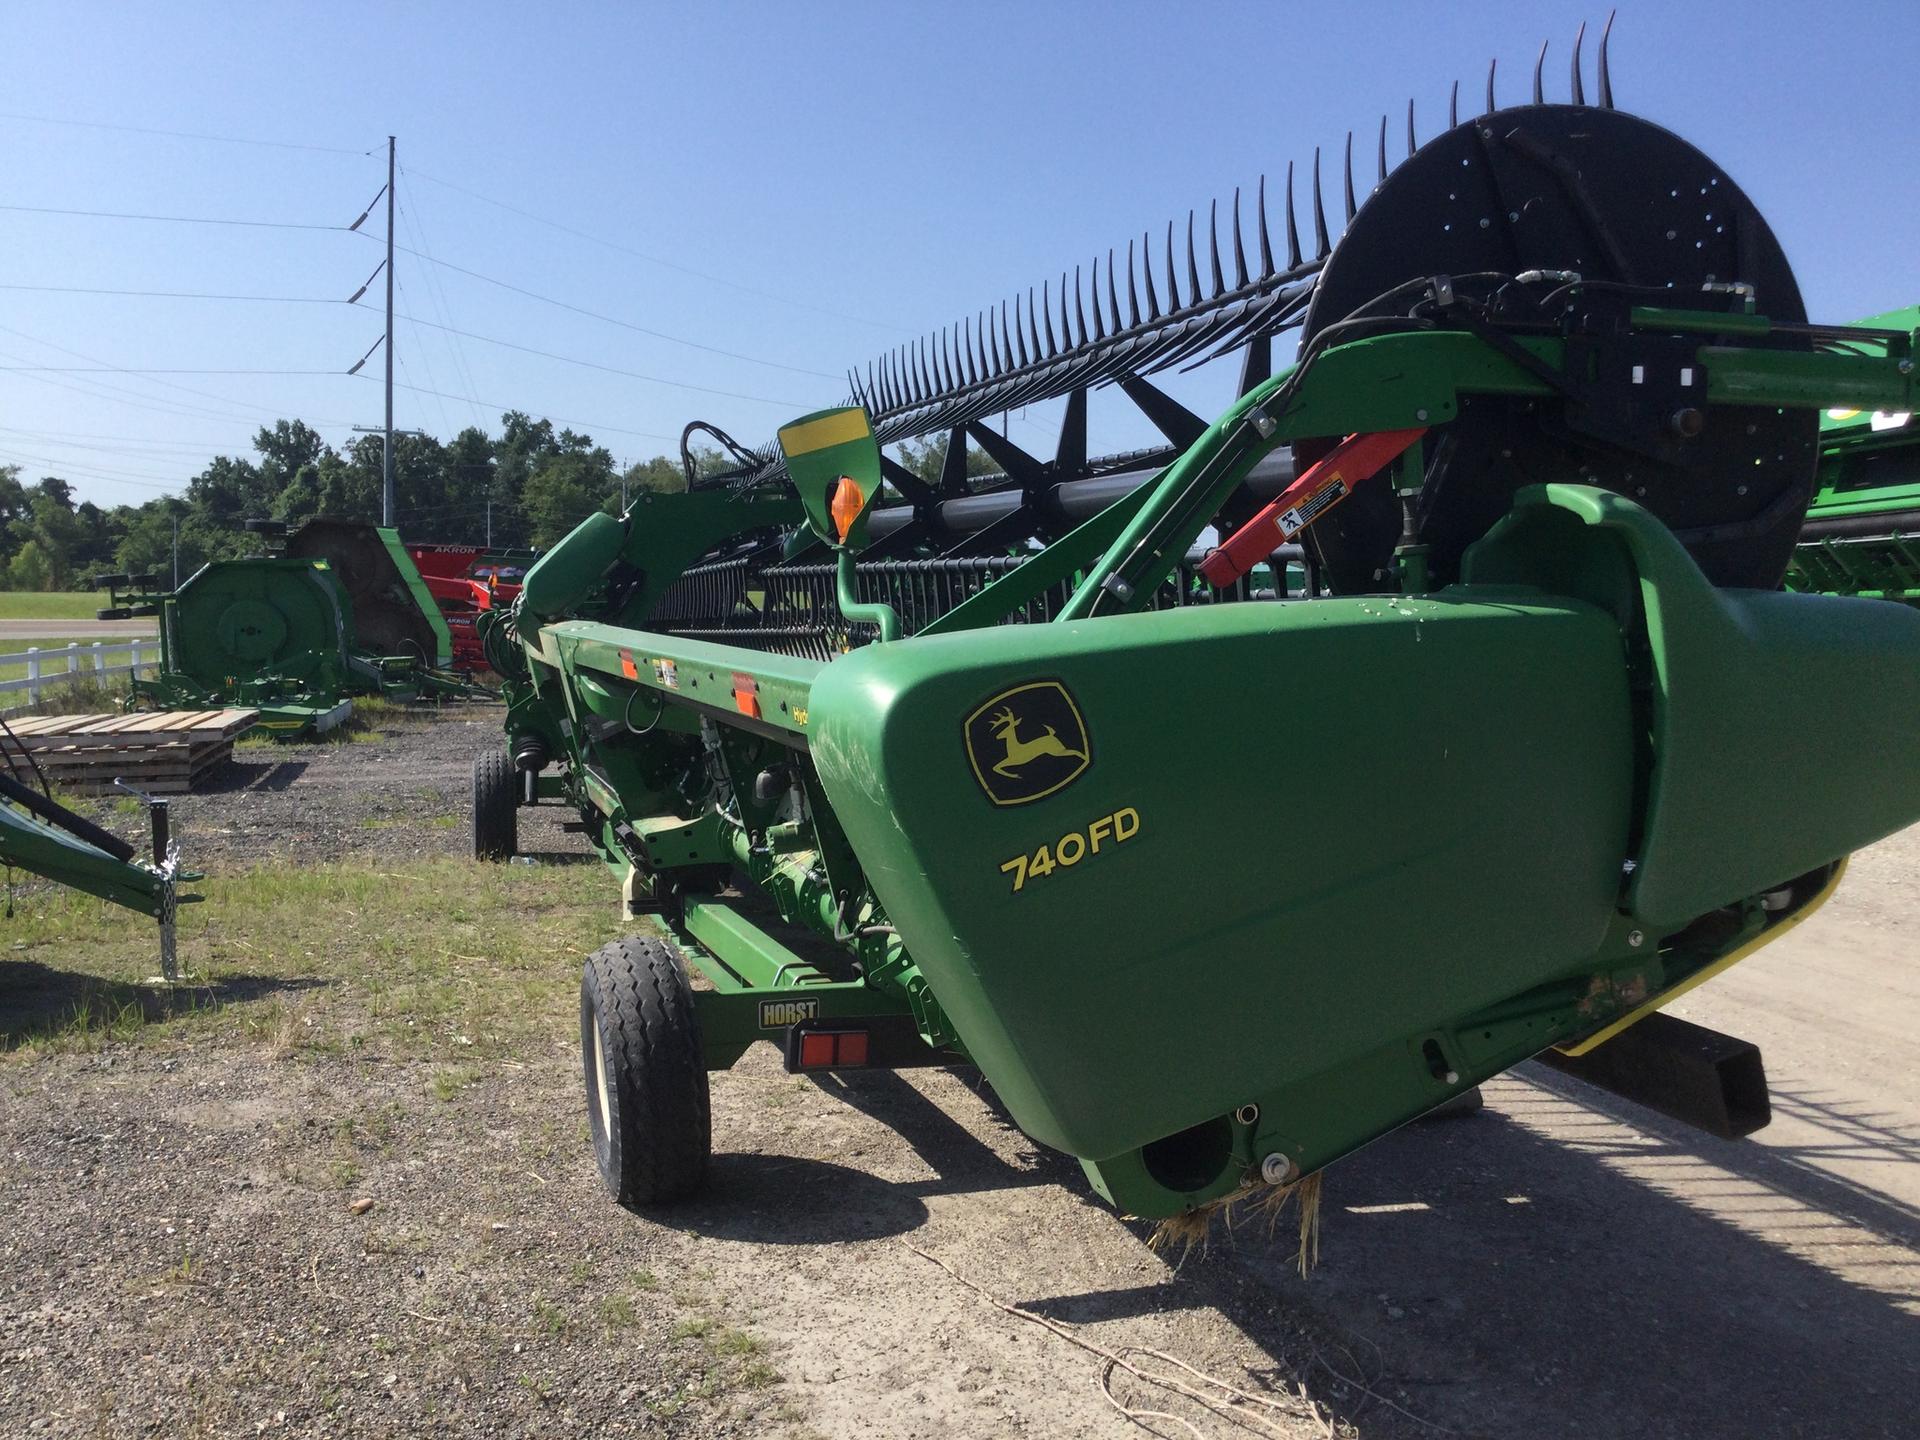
left=472, top=749, right=517, bottom=861
left=580, top=936, right=710, bottom=1207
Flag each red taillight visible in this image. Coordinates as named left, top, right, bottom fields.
left=799, top=1032, right=836, bottom=1068
left=790, top=1029, right=872, bottom=1071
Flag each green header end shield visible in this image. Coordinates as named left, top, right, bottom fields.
left=777, top=406, right=883, bottom=550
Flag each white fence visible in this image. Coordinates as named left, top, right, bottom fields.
left=0, top=639, right=160, bottom=704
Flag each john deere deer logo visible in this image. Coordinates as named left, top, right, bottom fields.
left=964, top=681, right=1091, bottom=806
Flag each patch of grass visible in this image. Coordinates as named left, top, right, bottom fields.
left=632, top=1268, right=658, bottom=1291
left=599, top=1294, right=637, bottom=1328
left=429, top=1064, right=483, bottom=1101
left=671, top=1316, right=715, bottom=1341
left=737, top=1360, right=782, bottom=1390
left=0, top=591, right=110, bottom=620
left=531, top=1300, right=569, bottom=1337
left=1, top=857, right=619, bottom=1059
left=708, top=1326, right=765, bottom=1357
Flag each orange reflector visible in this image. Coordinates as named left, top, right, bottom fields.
left=830, top=475, right=866, bottom=540
left=799, top=1033, right=836, bottom=1068
left=731, top=671, right=760, bottom=718
left=619, top=648, right=639, bottom=680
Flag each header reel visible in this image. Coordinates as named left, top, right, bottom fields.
left=1298, top=103, right=1816, bottom=592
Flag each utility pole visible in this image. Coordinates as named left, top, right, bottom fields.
left=485, top=498, right=492, bottom=547
left=382, top=134, right=397, bottom=528
left=171, top=513, right=179, bottom=588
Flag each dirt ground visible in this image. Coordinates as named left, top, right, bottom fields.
left=2, top=706, right=1915, bottom=1438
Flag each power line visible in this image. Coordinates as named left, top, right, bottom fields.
left=353, top=305, right=809, bottom=407
left=396, top=192, right=486, bottom=431
left=0, top=203, right=350, bottom=231
left=0, top=366, right=349, bottom=375
left=403, top=164, right=907, bottom=334
left=357, top=226, right=842, bottom=380
left=0, top=110, right=371, bottom=155
left=381, top=378, right=677, bottom=444
left=0, top=323, right=356, bottom=426
left=0, top=283, right=341, bottom=302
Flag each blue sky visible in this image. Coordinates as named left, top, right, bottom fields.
left=2, top=1, right=1915, bottom=516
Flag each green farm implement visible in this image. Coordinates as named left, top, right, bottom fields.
left=99, top=517, right=487, bottom=738
left=0, top=759, right=196, bottom=981
left=480, top=43, right=1920, bottom=1222
left=1786, top=305, right=1919, bottom=607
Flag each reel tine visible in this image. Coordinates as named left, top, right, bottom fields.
left=1208, top=200, right=1226, bottom=297
left=1284, top=161, right=1303, bottom=268
left=1571, top=19, right=1586, bottom=104
left=1450, top=78, right=1459, bottom=127
left=1142, top=236, right=1161, bottom=320
left=1486, top=56, right=1497, bottom=114
left=1185, top=210, right=1202, bottom=307
left=1231, top=188, right=1249, bottom=288
left=1599, top=9, right=1615, bottom=108
left=1256, top=175, right=1275, bottom=278
left=1106, top=247, right=1123, bottom=331
left=1126, top=239, right=1143, bottom=325
left=1343, top=131, right=1356, bottom=223
left=1012, top=292, right=1028, bottom=369
left=1311, top=148, right=1330, bottom=259
left=973, top=311, right=988, bottom=383
left=1089, top=256, right=1105, bottom=343
left=998, top=299, right=1014, bottom=375
left=1165, top=220, right=1180, bottom=310
left=1027, top=287, right=1043, bottom=364
left=1377, top=114, right=1388, bottom=183
left=1407, top=98, right=1416, bottom=158
left=1075, top=263, right=1090, bottom=346
left=1042, top=281, right=1058, bottom=357
left=1533, top=39, right=1547, bottom=105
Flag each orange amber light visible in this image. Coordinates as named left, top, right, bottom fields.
left=830, top=475, right=866, bottom=540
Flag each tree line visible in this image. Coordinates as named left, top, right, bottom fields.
left=0, top=413, right=996, bottom=591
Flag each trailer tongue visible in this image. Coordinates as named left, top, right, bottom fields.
left=481, top=85, right=1920, bottom=1222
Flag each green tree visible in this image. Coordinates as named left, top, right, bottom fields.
left=8, top=540, right=51, bottom=591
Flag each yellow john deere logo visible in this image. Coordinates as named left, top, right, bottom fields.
left=964, top=680, right=1091, bottom=806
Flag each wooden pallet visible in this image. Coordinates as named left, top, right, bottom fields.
left=0, top=709, right=256, bottom=794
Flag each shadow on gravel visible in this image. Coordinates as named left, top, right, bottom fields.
left=1195, top=1075, right=1920, bottom=1440
left=206, top=759, right=309, bottom=793
left=814, top=1067, right=1082, bottom=1199
left=671, top=1154, right=930, bottom=1244
left=0, top=960, right=328, bottom=1048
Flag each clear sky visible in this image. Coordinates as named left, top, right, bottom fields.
left=2, top=1, right=1915, bottom=517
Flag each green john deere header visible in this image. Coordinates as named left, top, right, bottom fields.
left=474, top=58, right=1920, bottom=1224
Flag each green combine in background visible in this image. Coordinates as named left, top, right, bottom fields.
left=473, top=56, right=1920, bottom=1226
left=97, top=517, right=484, bottom=737
left=1787, top=304, right=1919, bottom=607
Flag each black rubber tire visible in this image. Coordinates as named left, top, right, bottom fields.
left=580, top=936, right=710, bottom=1207
left=471, top=749, right=517, bottom=861
left=95, top=607, right=132, bottom=621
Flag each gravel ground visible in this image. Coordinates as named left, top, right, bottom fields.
left=160, top=704, right=575, bottom=866
left=4, top=707, right=1917, bottom=1438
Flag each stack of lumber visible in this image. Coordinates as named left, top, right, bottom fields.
left=0, top=710, right=257, bottom=794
